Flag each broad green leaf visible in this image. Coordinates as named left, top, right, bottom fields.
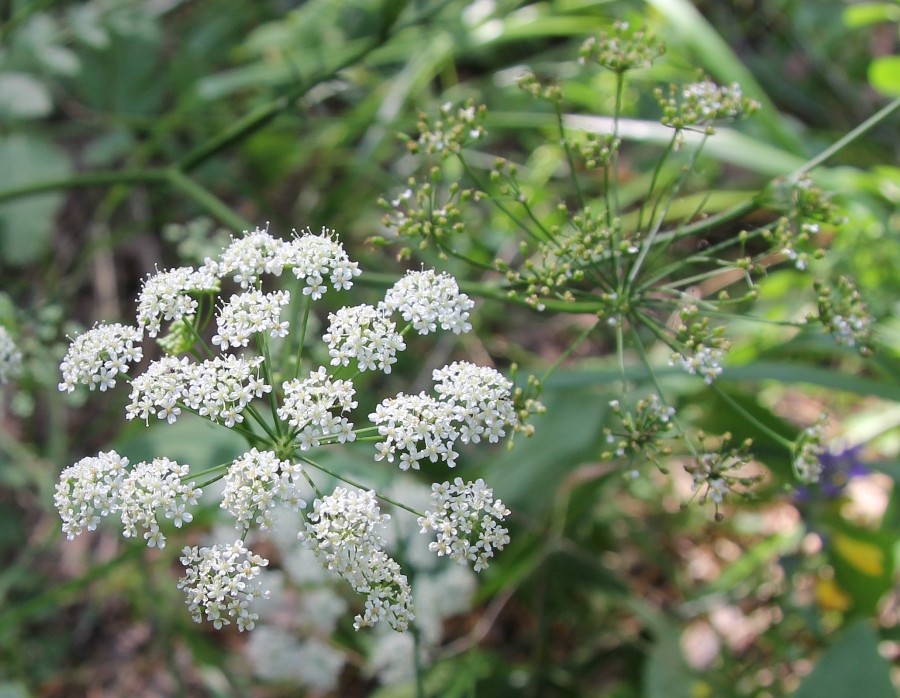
left=826, top=522, right=895, bottom=616
left=0, top=134, right=71, bottom=265
left=0, top=73, right=52, bottom=119
left=643, top=633, right=697, bottom=698
left=843, top=3, right=900, bottom=27
left=869, top=56, right=900, bottom=97
left=794, top=620, right=896, bottom=698
left=114, top=416, right=247, bottom=471
left=486, top=384, right=609, bottom=515
left=71, top=32, right=164, bottom=114
left=0, top=681, right=31, bottom=698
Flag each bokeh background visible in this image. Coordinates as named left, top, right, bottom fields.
left=1, top=1, right=898, bottom=696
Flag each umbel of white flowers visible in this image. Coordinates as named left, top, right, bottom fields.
left=55, top=226, right=516, bottom=633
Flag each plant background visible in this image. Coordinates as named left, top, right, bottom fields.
left=0, top=0, right=898, bottom=696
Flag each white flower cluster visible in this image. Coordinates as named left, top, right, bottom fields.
left=58, top=323, right=143, bottom=393
left=432, top=362, right=518, bottom=443
left=323, top=304, right=405, bottom=373
left=178, top=540, right=269, bottom=631
left=417, top=477, right=510, bottom=572
left=301, top=487, right=414, bottom=631
left=125, top=355, right=269, bottom=426
left=0, top=327, right=22, bottom=384
left=221, top=448, right=306, bottom=531
left=278, top=367, right=357, bottom=450
left=672, top=345, right=725, bottom=384
left=211, top=226, right=360, bottom=296
left=690, top=453, right=730, bottom=504
left=384, top=269, right=474, bottom=335
left=681, top=80, right=748, bottom=123
left=55, top=450, right=129, bottom=539
left=136, top=265, right=219, bottom=337
left=246, top=627, right=345, bottom=690
left=213, top=227, right=288, bottom=288
left=55, top=225, right=522, bottom=636
left=794, top=416, right=827, bottom=483
left=212, top=289, right=290, bottom=350
left=119, top=457, right=201, bottom=548
left=371, top=361, right=517, bottom=470
left=54, top=450, right=200, bottom=548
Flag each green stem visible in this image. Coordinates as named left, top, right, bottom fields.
left=457, top=157, right=551, bottom=246
left=244, top=404, right=280, bottom=443
left=789, top=96, right=900, bottom=179
left=616, top=323, right=628, bottom=399
left=707, top=383, right=793, bottom=449
left=609, top=71, right=626, bottom=224
left=539, top=318, right=601, bottom=383
left=411, top=623, right=427, bottom=698
left=628, top=324, right=699, bottom=459
left=555, top=98, right=585, bottom=212
left=0, top=169, right=168, bottom=203
left=293, top=293, right=313, bottom=380
left=164, top=168, right=253, bottom=231
left=256, top=334, right=283, bottom=438
left=302, top=456, right=426, bottom=517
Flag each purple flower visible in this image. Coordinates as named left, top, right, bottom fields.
left=796, top=445, right=868, bottom=501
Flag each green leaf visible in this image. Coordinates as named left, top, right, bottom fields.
left=485, top=384, right=608, bottom=515
left=643, top=631, right=695, bottom=698
left=71, top=32, right=164, bottom=114
left=0, top=73, right=53, bottom=119
left=869, top=56, right=900, bottom=97
left=0, top=134, right=71, bottom=265
left=826, top=522, right=895, bottom=616
left=843, top=3, right=900, bottom=28
left=0, top=681, right=31, bottom=698
left=114, top=417, right=247, bottom=470
left=794, top=620, right=896, bottom=698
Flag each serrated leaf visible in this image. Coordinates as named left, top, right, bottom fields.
left=0, top=73, right=52, bottom=119
left=0, top=135, right=71, bottom=265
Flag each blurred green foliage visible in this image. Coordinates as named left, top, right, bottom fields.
left=0, top=0, right=898, bottom=696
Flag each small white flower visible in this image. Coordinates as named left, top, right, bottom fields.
left=794, top=416, right=827, bottom=484
left=287, top=228, right=361, bottom=298
left=301, top=487, right=414, bottom=631
left=417, top=477, right=510, bottom=572
left=371, top=361, right=517, bottom=470
left=221, top=449, right=307, bottom=531
left=125, top=355, right=269, bottom=426
left=0, top=327, right=23, bottom=384
left=323, top=304, right=405, bottom=374
left=209, top=226, right=292, bottom=288
left=119, top=457, right=202, bottom=548
left=136, top=266, right=218, bottom=337
left=58, top=323, right=143, bottom=393
left=212, top=289, right=291, bottom=350
left=178, top=540, right=269, bottom=631
left=277, top=367, right=357, bottom=449
left=672, top=345, right=725, bottom=384
left=384, top=269, right=474, bottom=335
left=54, top=450, right=129, bottom=539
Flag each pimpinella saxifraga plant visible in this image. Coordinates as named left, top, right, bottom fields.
left=54, top=226, right=536, bottom=633
left=379, top=22, right=880, bottom=511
